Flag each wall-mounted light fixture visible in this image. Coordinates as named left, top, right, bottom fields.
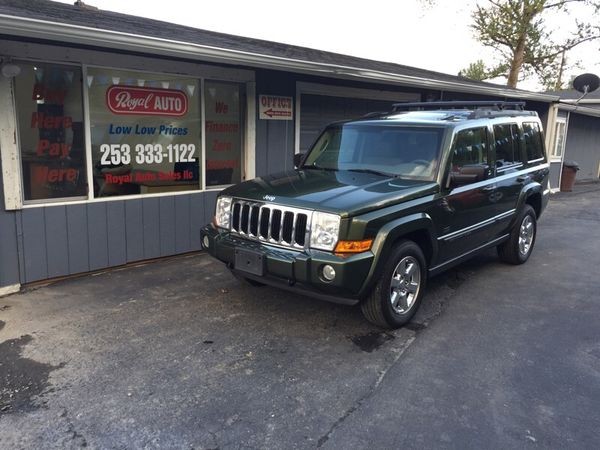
left=1, top=59, right=21, bottom=78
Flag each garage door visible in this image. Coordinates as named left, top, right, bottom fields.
left=299, top=94, right=412, bottom=152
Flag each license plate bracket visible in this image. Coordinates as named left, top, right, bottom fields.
left=234, top=248, right=265, bottom=276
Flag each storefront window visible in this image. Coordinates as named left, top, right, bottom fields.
left=14, top=62, right=87, bottom=201
left=205, top=81, right=244, bottom=186
left=87, top=68, right=201, bottom=196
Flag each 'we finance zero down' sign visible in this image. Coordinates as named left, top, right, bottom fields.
left=258, top=95, right=293, bottom=120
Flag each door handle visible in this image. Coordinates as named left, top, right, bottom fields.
left=482, top=185, right=495, bottom=192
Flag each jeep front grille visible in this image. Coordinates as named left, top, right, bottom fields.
left=230, top=200, right=311, bottom=249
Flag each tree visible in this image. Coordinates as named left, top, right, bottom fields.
left=465, top=0, right=600, bottom=89
left=459, top=59, right=509, bottom=81
left=459, top=60, right=488, bottom=81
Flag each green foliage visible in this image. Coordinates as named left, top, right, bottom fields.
left=459, top=59, right=510, bottom=81
left=459, top=60, right=488, bottom=81
left=469, top=0, right=600, bottom=88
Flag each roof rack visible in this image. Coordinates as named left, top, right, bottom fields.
left=361, top=111, right=389, bottom=119
left=391, top=100, right=536, bottom=119
left=391, top=100, right=526, bottom=111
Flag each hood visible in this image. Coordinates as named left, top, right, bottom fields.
left=222, top=169, right=439, bottom=217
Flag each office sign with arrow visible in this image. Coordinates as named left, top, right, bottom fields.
left=259, top=95, right=293, bottom=120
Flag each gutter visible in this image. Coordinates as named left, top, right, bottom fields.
left=0, top=14, right=560, bottom=102
left=556, top=102, right=600, bottom=118
left=558, top=98, right=600, bottom=104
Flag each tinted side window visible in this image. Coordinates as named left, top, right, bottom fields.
left=522, top=122, right=546, bottom=162
left=493, top=123, right=522, bottom=168
left=449, top=127, right=489, bottom=184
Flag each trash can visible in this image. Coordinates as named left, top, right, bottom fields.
left=560, top=160, right=579, bottom=192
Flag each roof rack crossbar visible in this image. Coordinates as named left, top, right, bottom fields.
left=391, top=100, right=526, bottom=112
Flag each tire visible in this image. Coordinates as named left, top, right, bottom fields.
left=230, top=270, right=266, bottom=287
left=497, top=204, right=537, bottom=265
left=361, top=240, right=427, bottom=329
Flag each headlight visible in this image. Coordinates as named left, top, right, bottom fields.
left=214, top=196, right=233, bottom=229
left=310, top=212, right=340, bottom=251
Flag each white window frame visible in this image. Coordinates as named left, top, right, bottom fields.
left=294, top=81, right=420, bottom=154
left=0, top=75, right=24, bottom=210
left=0, top=42, right=255, bottom=209
left=550, top=117, right=567, bottom=162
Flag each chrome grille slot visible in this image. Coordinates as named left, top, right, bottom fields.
left=294, top=214, right=307, bottom=246
left=232, top=203, right=241, bottom=231
left=230, top=199, right=312, bottom=249
left=282, top=212, right=294, bottom=243
left=250, top=206, right=260, bottom=236
left=271, top=210, right=282, bottom=241
left=240, top=204, right=250, bottom=233
left=259, top=208, right=270, bottom=238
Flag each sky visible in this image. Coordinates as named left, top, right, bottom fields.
left=54, top=0, right=600, bottom=92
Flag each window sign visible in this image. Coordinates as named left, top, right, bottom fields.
left=205, top=81, right=244, bottom=186
left=14, top=62, right=87, bottom=201
left=87, top=68, right=201, bottom=196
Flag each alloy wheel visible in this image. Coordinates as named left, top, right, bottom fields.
left=518, top=215, right=535, bottom=257
left=389, top=256, right=421, bottom=314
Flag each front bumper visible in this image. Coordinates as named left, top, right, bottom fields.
left=200, top=225, right=375, bottom=305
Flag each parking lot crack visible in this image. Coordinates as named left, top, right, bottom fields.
left=316, top=334, right=416, bottom=447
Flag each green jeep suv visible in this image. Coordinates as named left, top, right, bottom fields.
left=201, top=101, right=550, bottom=328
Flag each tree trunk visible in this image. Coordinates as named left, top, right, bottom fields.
left=554, top=49, right=566, bottom=91
left=507, top=34, right=527, bottom=88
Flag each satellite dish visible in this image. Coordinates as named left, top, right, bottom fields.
left=572, top=73, right=600, bottom=94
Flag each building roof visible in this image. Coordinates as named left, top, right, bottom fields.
left=0, top=0, right=558, bottom=102
left=544, top=88, right=600, bottom=101
left=545, top=88, right=600, bottom=116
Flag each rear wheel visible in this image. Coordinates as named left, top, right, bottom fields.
left=361, top=240, right=427, bottom=329
left=497, top=204, right=537, bottom=265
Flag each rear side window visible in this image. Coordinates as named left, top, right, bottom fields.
left=493, top=123, right=522, bottom=168
left=522, top=122, right=546, bottom=162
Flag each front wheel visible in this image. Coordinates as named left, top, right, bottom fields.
left=361, top=240, right=427, bottom=329
left=497, top=204, right=537, bottom=265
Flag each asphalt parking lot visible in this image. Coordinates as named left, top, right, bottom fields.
left=1, top=184, right=599, bottom=449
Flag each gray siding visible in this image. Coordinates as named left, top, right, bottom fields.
left=255, top=70, right=296, bottom=176
left=0, top=156, right=20, bottom=288
left=564, top=113, right=600, bottom=180
left=549, top=162, right=562, bottom=190
left=0, top=191, right=214, bottom=286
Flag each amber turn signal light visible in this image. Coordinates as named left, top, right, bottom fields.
left=334, top=239, right=373, bottom=254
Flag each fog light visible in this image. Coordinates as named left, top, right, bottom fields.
left=202, top=235, right=210, bottom=249
left=322, top=264, right=336, bottom=281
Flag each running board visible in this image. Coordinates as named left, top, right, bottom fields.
left=428, top=234, right=510, bottom=277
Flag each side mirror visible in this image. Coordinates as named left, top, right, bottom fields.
left=447, top=164, right=489, bottom=189
left=293, top=152, right=305, bottom=168
left=447, top=172, right=477, bottom=189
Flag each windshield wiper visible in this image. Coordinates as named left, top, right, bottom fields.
left=301, top=164, right=338, bottom=171
left=347, top=168, right=397, bottom=177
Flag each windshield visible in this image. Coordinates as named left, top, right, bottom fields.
left=302, top=124, right=445, bottom=180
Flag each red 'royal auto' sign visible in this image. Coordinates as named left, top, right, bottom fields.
left=106, top=85, right=188, bottom=117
